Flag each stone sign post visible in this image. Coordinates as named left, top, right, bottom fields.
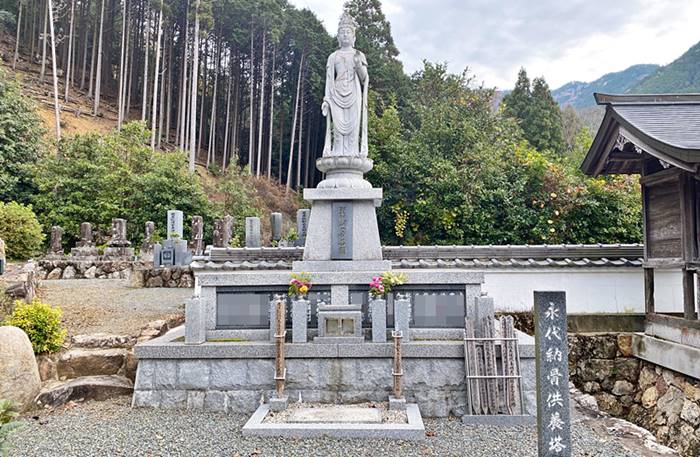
left=167, top=210, right=184, bottom=239
left=296, top=209, right=310, bottom=247
left=224, top=215, right=234, bottom=247
left=534, top=291, right=571, bottom=457
left=271, top=213, right=283, bottom=242
left=49, top=226, right=64, bottom=255
left=245, top=217, right=261, bottom=248
left=213, top=219, right=225, bottom=248
left=191, top=216, right=204, bottom=256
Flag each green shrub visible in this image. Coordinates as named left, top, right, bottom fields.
left=0, top=201, right=45, bottom=259
left=32, top=122, right=216, bottom=246
left=3, top=299, right=66, bottom=354
left=0, top=64, right=44, bottom=203
left=0, top=399, right=23, bottom=457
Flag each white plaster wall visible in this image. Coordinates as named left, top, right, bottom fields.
left=482, top=268, right=683, bottom=314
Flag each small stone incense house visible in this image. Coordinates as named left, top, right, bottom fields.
left=582, top=93, right=700, bottom=377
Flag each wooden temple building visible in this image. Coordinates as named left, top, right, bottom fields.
left=582, top=93, right=700, bottom=376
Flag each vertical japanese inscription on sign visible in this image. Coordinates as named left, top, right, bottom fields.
left=534, top=291, right=571, bottom=457
left=331, top=202, right=353, bottom=260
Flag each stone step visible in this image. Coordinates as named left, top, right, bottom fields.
left=71, top=333, right=135, bottom=349
left=57, top=348, right=129, bottom=379
left=35, top=375, right=134, bottom=408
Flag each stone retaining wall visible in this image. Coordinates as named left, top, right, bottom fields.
left=130, top=267, right=194, bottom=288
left=133, top=356, right=536, bottom=418
left=37, top=259, right=143, bottom=280
left=36, top=259, right=193, bottom=288
left=569, top=333, right=700, bottom=456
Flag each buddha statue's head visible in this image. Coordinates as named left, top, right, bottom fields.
left=337, top=12, right=357, bottom=48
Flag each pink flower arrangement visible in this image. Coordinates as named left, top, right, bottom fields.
left=288, top=272, right=312, bottom=297
left=369, top=272, right=406, bottom=298
left=369, top=276, right=385, bottom=298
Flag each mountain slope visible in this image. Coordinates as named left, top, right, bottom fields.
left=552, top=64, right=659, bottom=109
left=631, top=41, right=700, bottom=93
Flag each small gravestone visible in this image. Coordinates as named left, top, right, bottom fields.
left=245, top=217, right=261, bottom=248
left=71, top=222, right=98, bottom=257
left=224, top=215, right=234, bottom=247
left=140, top=221, right=156, bottom=260
left=191, top=216, right=204, bottom=256
left=0, top=237, right=5, bottom=275
left=103, top=218, right=134, bottom=258
left=213, top=219, right=225, bottom=248
left=331, top=202, right=353, bottom=260
left=535, top=291, right=571, bottom=457
left=77, top=222, right=94, bottom=247
left=154, top=212, right=192, bottom=267
left=49, top=226, right=64, bottom=256
left=296, top=209, right=310, bottom=247
left=167, top=210, right=184, bottom=239
left=271, top=213, right=283, bottom=242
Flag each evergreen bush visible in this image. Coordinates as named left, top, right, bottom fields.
left=0, top=399, right=23, bottom=457
left=3, top=299, right=66, bottom=354
left=0, top=201, right=44, bottom=259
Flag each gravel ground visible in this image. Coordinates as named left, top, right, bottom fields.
left=38, top=279, right=189, bottom=336
left=7, top=397, right=644, bottom=457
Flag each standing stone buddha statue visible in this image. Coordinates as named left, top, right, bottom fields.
left=322, top=12, right=369, bottom=157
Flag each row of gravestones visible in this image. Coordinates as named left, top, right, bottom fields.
left=44, top=208, right=312, bottom=266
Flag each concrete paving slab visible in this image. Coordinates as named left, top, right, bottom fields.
left=289, top=406, right=381, bottom=424
left=242, top=404, right=425, bottom=441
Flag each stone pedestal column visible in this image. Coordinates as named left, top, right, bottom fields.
left=292, top=156, right=391, bottom=273
left=185, top=297, right=205, bottom=344
left=292, top=299, right=309, bottom=343
left=370, top=298, right=387, bottom=343
left=394, top=294, right=412, bottom=342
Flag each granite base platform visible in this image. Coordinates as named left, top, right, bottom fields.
left=242, top=404, right=425, bottom=440
left=132, top=327, right=537, bottom=418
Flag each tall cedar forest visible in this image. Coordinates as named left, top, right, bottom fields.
left=0, top=0, right=643, bottom=254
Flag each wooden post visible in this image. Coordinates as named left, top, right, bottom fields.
left=392, top=330, right=403, bottom=399
left=644, top=267, right=655, bottom=315
left=274, top=298, right=286, bottom=398
left=683, top=268, right=696, bottom=320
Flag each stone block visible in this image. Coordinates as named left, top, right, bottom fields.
left=389, top=395, right=407, bottom=411
left=134, top=359, right=155, bottom=389
left=292, top=299, right=309, bottom=343
left=209, top=360, right=247, bottom=389
left=132, top=389, right=161, bottom=408
left=57, top=348, right=127, bottom=379
left=187, top=391, right=206, bottom=410
left=153, top=360, right=177, bottom=389
left=226, top=390, right=260, bottom=412
left=370, top=298, right=387, bottom=343
left=204, top=391, right=228, bottom=412
left=246, top=360, right=274, bottom=388
left=160, top=390, right=187, bottom=409
left=178, top=360, right=210, bottom=389
left=270, top=396, right=288, bottom=412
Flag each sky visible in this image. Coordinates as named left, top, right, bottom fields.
left=287, top=0, right=700, bottom=90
